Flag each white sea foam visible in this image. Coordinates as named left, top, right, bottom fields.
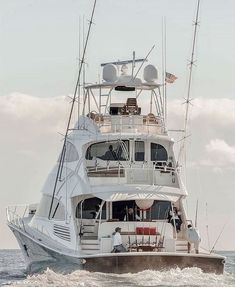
left=8, top=268, right=235, bottom=287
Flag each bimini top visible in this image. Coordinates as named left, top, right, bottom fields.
left=91, top=184, right=187, bottom=203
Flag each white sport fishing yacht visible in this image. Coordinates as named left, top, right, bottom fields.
left=7, top=0, right=225, bottom=274
left=7, top=59, right=225, bottom=274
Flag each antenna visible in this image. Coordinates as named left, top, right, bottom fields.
left=48, top=0, right=97, bottom=219
left=205, top=202, right=211, bottom=250
left=77, top=16, right=81, bottom=119
left=132, top=45, right=155, bottom=81
left=101, top=58, right=145, bottom=67
left=161, top=17, right=167, bottom=130
left=195, top=199, right=198, bottom=227
left=177, top=0, right=201, bottom=166
left=131, top=51, right=136, bottom=79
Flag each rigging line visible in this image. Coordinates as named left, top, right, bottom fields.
left=177, top=0, right=201, bottom=166
left=48, top=0, right=97, bottom=219
left=132, top=45, right=155, bottom=81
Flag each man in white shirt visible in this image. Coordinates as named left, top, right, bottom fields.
left=187, top=224, right=201, bottom=254
left=112, top=227, right=127, bottom=253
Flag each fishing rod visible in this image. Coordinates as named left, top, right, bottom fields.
left=48, top=0, right=97, bottom=219
left=210, top=222, right=227, bottom=254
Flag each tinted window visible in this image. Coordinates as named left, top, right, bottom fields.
left=112, top=200, right=140, bottom=221
left=86, top=141, right=129, bottom=161
left=135, top=141, right=145, bottom=161
left=146, top=201, right=171, bottom=220
left=151, top=143, right=168, bottom=161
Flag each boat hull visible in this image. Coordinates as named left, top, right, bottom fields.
left=82, top=253, right=224, bottom=274
left=10, top=225, right=225, bottom=274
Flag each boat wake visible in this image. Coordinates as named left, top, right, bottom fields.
left=7, top=267, right=235, bottom=287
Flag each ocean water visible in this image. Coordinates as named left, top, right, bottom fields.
left=0, top=250, right=235, bottom=287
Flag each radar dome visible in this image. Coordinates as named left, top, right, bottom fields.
left=103, top=64, right=118, bottom=83
left=143, top=64, right=158, bottom=83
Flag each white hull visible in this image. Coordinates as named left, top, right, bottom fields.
left=9, top=224, right=225, bottom=274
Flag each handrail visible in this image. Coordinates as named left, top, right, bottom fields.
left=6, top=205, right=29, bottom=232
left=86, top=163, right=176, bottom=173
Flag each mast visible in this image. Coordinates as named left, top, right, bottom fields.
left=177, top=0, right=201, bottom=166
left=48, top=0, right=97, bottom=219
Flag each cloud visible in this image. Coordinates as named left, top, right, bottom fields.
left=0, top=93, right=70, bottom=146
left=200, top=139, right=235, bottom=168
left=167, top=97, right=235, bottom=170
left=168, top=97, right=235, bottom=129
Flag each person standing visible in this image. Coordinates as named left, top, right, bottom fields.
left=187, top=224, right=201, bottom=254
left=168, top=206, right=182, bottom=232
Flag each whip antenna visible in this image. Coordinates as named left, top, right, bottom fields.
left=195, top=199, right=199, bottom=228
left=177, top=0, right=201, bottom=166
left=132, top=45, right=155, bottom=80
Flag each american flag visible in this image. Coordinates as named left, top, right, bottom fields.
left=165, top=72, right=178, bottom=84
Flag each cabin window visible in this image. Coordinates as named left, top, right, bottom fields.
left=36, top=195, right=65, bottom=221
left=85, top=140, right=129, bottom=161
left=75, top=197, right=106, bottom=220
left=135, top=141, right=145, bottom=161
left=111, top=200, right=170, bottom=221
left=145, top=201, right=171, bottom=220
left=151, top=143, right=168, bottom=161
left=112, top=201, right=140, bottom=221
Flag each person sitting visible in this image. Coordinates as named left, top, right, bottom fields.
left=168, top=206, right=182, bottom=232
left=111, top=227, right=127, bottom=253
left=103, top=145, right=117, bottom=160
left=187, top=224, right=201, bottom=254
left=124, top=208, right=141, bottom=221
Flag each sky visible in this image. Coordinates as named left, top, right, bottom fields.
left=0, top=0, right=235, bottom=251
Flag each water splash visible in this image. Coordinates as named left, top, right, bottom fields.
left=8, top=268, right=235, bottom=287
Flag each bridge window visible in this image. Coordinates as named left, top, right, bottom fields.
left=135, top=141, right=145, bottom=161
left=151, top=143, right=168, bottom=161
left=86, top=140, right=129, bottom=161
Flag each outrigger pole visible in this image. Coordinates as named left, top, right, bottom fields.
left=48, top=0, right=97, bottom=219
left=177, top=0, right=201, bottom=166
